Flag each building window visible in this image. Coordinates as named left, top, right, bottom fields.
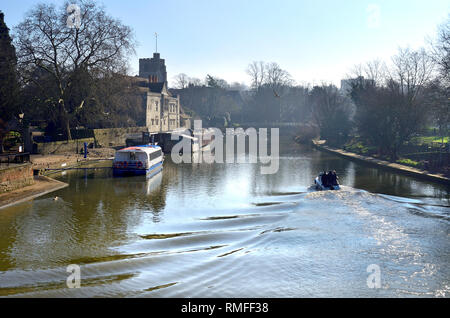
left=151, top=119, right=154, bottom=125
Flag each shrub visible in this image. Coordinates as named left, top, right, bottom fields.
left=295, top=124, right=320, bottom=144
left=396, top=158, right=422, bottom=168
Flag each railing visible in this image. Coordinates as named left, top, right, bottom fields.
left=33, top=129, right=94, bottom=143
left=0, top=152, right=31, bottom=165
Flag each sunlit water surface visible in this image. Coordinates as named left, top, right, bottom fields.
left=0, top=139, right=449, bottom=297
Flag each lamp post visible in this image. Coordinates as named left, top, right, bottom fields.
left=18, top=112, right=24, bottom=153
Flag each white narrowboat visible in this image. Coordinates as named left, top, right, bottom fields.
left=113, top=145, right=163, bottom=177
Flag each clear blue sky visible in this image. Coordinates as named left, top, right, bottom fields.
left=2, top=0, right=449, bottom=87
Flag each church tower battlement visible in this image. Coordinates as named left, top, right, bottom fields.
left=139, top=52, right=167, bottom=83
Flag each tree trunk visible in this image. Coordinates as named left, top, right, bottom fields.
left=59, top=100, right=72, bottom=141
left=65, top=117, right=72, bottom=141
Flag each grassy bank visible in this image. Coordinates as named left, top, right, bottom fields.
left=338, top=135, right=450, bottom=177
left=311, top=140, right=450, bottom=185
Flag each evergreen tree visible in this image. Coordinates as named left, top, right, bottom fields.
left=0, top=11, right=19, bottom=152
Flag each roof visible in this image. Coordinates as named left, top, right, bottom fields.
left=148, top=82, right=164, bottom=93
left=117, top=145, right=161, bottom=153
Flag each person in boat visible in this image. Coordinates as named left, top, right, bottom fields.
left=321, top=171, right=330, bottom=187
left=327, top=170, right=334, bottom=187
left=330, top=170, right=339, bottom=186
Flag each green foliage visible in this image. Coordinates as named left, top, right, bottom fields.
left=396, top=158, right=421, bottom=168
left=351, top=80, right=428, bottom=160
left=410, top=136, right=449, bottom=145
left=343, top=138, right=378, bottom=155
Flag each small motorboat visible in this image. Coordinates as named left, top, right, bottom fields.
left=314, top=171, right=340, bottom=191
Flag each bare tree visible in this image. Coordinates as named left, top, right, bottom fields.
left=265, top=62, right=294, bottom=88
left=364, top=59, right=387, bottom=85
left=347, top=63, right=364, bottom=79
left=350, top=48, right=435, bottom=159
left=389, top=47, right=435, bottom=101
left=14, top=0, right=135, bottom=140
left=246, top=61, right=266, bottom=91
left=431, top=15, right=450, bottom=83
left=173, top=73, right=190, bottom=89
left=188, top=77, right=203, bottom=87
left=309, top=84, right=353, bottom=145
left=347, top=59, right=387, bottom=85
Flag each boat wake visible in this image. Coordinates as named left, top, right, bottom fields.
left=1, top=185, right=448, bottom=298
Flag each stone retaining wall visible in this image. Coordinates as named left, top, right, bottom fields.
left=31, top=127, right=151, bottom=154
left=34, top=138, right=95, bottom=155
left=0, top=163, right=34, bottom=194
left=93, top=127, right=148, bottom=148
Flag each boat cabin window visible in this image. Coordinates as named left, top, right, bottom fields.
left=115, top=151, right=148, bottom=162
left=149, top=149, right=162, bottom=161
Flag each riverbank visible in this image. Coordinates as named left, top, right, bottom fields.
left=0, top=175, right=68, bottom=210
left=31, top=147, right=115, bottom=175
left=0, top=148, right=115, bottom=209
left=312, top=140, right=450, bottom=185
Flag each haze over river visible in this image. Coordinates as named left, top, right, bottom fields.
left=0, top=138, right=449, bottom=297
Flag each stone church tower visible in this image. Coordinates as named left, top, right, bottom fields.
left=139, top=53, right=167, bottom=83
left=137, top=52, right=181, bottom=133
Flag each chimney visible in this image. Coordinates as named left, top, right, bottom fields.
left=148, top=75, right=159, bottom=83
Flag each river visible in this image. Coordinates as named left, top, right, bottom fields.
left=0, top=138, right=449, bottom=297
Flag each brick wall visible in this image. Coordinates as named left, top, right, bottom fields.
left=0, top=163, right=34, bottom=194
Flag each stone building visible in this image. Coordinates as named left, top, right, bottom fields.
left=146, top=80, right=180, bottom=133
left=135, top=52, right=189, bottom=132
left=139, top=53, right=167, bottom=82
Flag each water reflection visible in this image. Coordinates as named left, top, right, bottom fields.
left=0, top=138, right=448, bottom=297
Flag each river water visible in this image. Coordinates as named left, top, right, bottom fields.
left=0, top=138, right=449, bottom=297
